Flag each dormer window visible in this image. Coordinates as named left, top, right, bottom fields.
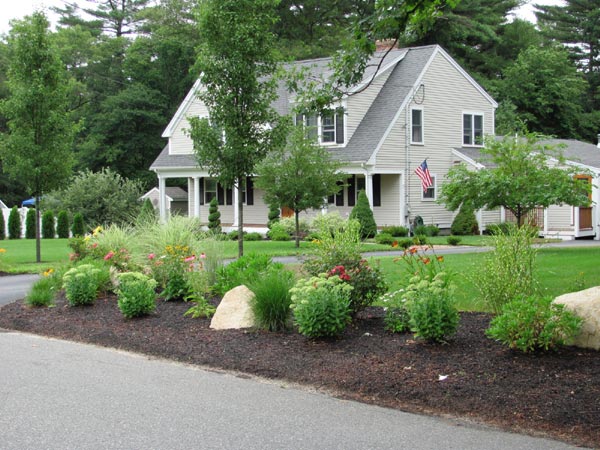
left=295, top=108, right=345, bottom=145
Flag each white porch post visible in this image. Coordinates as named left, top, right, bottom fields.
left=500, top=206, right=506, bottom=223
left=543, top=208, right=548, bottom=237
left=158, top=176, right=167, bottom=223
left=365, top=172, right=373, bottom=207
left=321, top=198, right=328, bottom=215
left=476, top=209, right=483, bottom=235
left=399, top=173, right=406, bottom=226
left=233, top=183, right=240, bottom=227
left=193, top=176, right=201, bottom=219
left=574, top=206, right=580, bottom=237
left=593, top=175, right=600, bottom=240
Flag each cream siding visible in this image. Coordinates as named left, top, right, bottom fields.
left=243, top=189, right=270, bottom=225
left=169, top=100, right=209, bottom=155
left=374, top=174, right=401, bottom=226
left=547, top=205, right=574, bottom=230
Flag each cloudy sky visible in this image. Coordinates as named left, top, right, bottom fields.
left=0, top=0, right=566, bottom=36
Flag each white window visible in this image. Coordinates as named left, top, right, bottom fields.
left=411, top=108, right=424, bottom=144
left=463, top=113, right=483, bottom=146
left=205, top=178, right=217, bottom=204
left=422, top=175, right=436, bottom=200
left=295, top=108, right=345, bottom=145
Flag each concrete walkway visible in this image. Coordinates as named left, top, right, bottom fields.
left=0, top=331, right=585, bottom=450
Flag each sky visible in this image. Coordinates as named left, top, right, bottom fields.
left=0, top=0, right=567, bottom=36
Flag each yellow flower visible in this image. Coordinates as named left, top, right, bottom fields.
left=0, top=248, right=6, bottom=254
left=83, top=235, right=91, bottom=242
left=92, top=226, right=103, bottom=236
left=42, top=268, right=54, bottom=277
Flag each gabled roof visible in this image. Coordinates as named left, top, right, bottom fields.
left=150, top=145, right=198, bottom=171
left=141, top=186, right=188, bottom=201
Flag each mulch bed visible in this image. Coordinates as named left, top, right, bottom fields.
left=0, top=294, right=598, bottom=448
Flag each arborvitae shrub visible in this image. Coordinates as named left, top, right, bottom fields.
left=42, top=210, right=55, bottom=239
left=8, top=206, right=21, bottom=239
left=208, top=197, right=221, bottom=234
left=57, top=210, right=70, bottom=238
left=72, top=213, right=85, bottom=237
left=451, top=205, right=479, bottom=235
left=25, top=208, right=36, bottom=239
left=267, top=204, right=280, bottom=229
left=138, top=198, right=156, bottom=222
left=349, top=190, right=377, bottom=239
left=0, top=210, right=5, bottom=240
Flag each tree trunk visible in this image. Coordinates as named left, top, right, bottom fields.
left=295, top=210, right=300, bottom=248
left=237, top=177, right=244, bottom=258
left=35, top=195, right=41, bottom=263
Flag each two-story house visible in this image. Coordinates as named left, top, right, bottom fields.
left=150, top=44, right=498, bottom=232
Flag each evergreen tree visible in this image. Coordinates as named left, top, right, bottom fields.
left=207, top=197, right=221, bottom=234
left=138, top=198, right=156, bottom=222
left=267, top=204, right=280, bottom=229
left=25, top=208, right=36, bottom=239
left=57, top=210, right=70, bottom=238
left=8, top=206, right=21, bottom=239
left=42, top=210, right=55, bottom=239
left=450, top=204, right=479, bottom=235
left=71, top=212, right=85, bottom=237
left=349, top=190, right=377, bottom=239
left=0, top=210, right=5, bottom=240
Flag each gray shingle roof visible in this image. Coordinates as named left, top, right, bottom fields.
left=150, top=145, right=198, bottom=170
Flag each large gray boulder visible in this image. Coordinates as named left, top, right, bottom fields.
left=210, top=285, right=257, bottom=330
left=553, top=287, right=600, bottom=350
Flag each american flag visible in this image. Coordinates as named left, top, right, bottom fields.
left=415, top=160, right=433, bottom=192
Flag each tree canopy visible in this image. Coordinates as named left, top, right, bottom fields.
left=439, top=134, right=591, bottom=227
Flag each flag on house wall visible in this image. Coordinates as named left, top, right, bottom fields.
left=415, top=160, right=433, bottom=192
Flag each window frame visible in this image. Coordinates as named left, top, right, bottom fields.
left=410, top=107, right=424, bottom=145
left=421, top=175, right=436, bottom=201
left=204, top=178, right=217, bottom=204
left=462, top=112, right=484, bottom=147
left=294, top=106, right=345, bottom=146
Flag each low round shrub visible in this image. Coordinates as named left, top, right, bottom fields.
left=446, top=236, right=462, bottom=246
left=412, top=235, right=428, bottom=245
left=247, top=267, right=295, bottom=331
left=486, top=295, right=583, bottom=352
left=413, top=224, right=427, bottom=236
left=267, top=223, right=291, bottom=241
left=62, top=264, right=102, bottom=306
left=451, top=205, right=479, bottom=235
left=290, top=275, right=353, bottom=338
left=117, top=272, right=157, bottom=318
left=425, top=225, right=440, bottom=237
left=328, top=260, right=387, bottom=315
left=375, top=232, right=395, bottom=245
left=485, top=223, right=512, bottom=236
left=245, top=232, right=263, bottom=241
left=380, top=225, right=408, bottom=237
left=227, top=230, right=241, bottom=240
left=398, top=238, right=413, bottom=249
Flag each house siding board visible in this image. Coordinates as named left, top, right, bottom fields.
left=547, top=205, right=573, bottom=230
left=374, top=174, right=401, bottom=226
left=169, top=100, right=208, bottom=156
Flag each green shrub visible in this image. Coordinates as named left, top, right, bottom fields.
left=161, top=273, right=190, bottom=301
left=477, top=224, right=537, bottom=314
left=381, top=290, right=411, bottom=333
left=183, top=294, right=216, bottom=318
left=26, top=271, right=63, bottom=307
left=413, top=224, right=427, bottom=236
left=227, top=230, right=241, bottom=240
left=278, top=216, right=310, bottom=236
left=25, top=208, right=36, bottom=239
left=214, top=253, right=279, bottom=296
left=8, top=206, right=21, bottom=239
left=267, top=204, right=280, bottom=229
left=208, top=197, right=221, bottom=234
left=57, top=210, right=70, bottom=238
left=247, top=267, right=295, bottom=331
left=138, top=198, right=156, bottom=222
left=486, top=222, right=512, bottom=235
left=451, top=205, right=479, bottom=235
left=117, top=272, right=157, bottom=318
left=245, top=232, right=263, bottom=241
left=446, top=236, right=462, bottom=246
left=328, top=260, right=387, bottom=315
left=290, top=275, right=353, bottom=338
left=349, top=190, right=377, bottom=239
left=71, top=213, right=85, bottom=237
left=486, top=296, right=583, bottom=352
left=267, top=223, right=291, bottom=241
left=304, top=219, right=362, bottom=276
left=398, top=238, right=413, bottom=249
left=375, top=232, right=395, bottom=245
left=310, top=212, right=346, bottom=235
left=425, top=225, right=439, bottom=237
left=42, top=210, right=55, bottom=239
left=380, top=225, right=408, bottom=237
left=0, top=210, right=5, bottom=240
left=412, top=235, right=428, bottom=245
left=62, top=264, right=102, bottom=306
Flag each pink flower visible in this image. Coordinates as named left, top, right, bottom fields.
left=200, top=253, right=206, bottom=259
left=148, top=253, right=156, bottom=260
left=104, top=251, right=115, bottom=261
left=184, top=255, right=196, bottom=263
left=91, top=243, right=98, bottom=249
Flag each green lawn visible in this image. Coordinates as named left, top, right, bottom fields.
left=0, top=238, right=71, bottom=273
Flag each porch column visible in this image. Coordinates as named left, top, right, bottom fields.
left=574, top=206, right=580, bottom=237
left=399, top=173, right=407, bottom=227
left=543, top=208, right=548, bottom=237
left=233, top=183, right=240, bottom=227
left=500, top=206, right=506, bottom=223
left=365, top=172, right=373, bottom=207
left=321, top=198, right=328, bottom=215
left=158, top=176, right=167, bottom=223
left=593, top=175, right=600, bottom=240
left=476, top=209, right=483, bottom=235
left=193, top=176, right=201, bottom=219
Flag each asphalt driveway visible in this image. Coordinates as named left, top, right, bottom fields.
left=0, top=273, right=39, bottom=306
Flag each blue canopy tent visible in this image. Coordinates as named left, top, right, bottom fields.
left=21, top=198, right=36, bottom=207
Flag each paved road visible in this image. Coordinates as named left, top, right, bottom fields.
left=0, top=332, right=584, bottom=450
left=0, top=274, right=39, bottom=306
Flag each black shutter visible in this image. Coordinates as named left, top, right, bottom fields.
left=336, top=109, right=344, bottom=144
left=328, top=194, right=334, bottom=204
left=199, top=178, right=204, bottom=205
left=246, top=177, right=254, bottom=205
left=226, top=188, right=233, bottom=205
left=217, top=183, right=224, bottom=205
left=347, top=176, right=356, bottom=207
left=373, top=174, right=381, bottom=207
left=336, top=180, right=344, bottom=206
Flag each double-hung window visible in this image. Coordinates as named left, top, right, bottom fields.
left=205, top=178, right=217, bottom=204
left=422, top=175, right=436, bottom=200
left=411, top=108, right=424, bottom=144
left=463, top=113, right=483, bottom=146
left=295, top=108, right=345, bottom=145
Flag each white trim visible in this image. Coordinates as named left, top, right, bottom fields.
left=162, top=79, right=202, bottom=138
left=410, top=106, right=424, bottom=145
left=451, top=149, right=486, bottom=170
left=347, top=51, right=407, bottom=96
left=462, top=111, right=485, bottom=147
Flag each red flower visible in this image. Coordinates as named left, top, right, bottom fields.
left=104, top=251, right=115, bottom=261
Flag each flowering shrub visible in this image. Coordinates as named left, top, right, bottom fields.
left=62, top=264, right=103, bottom=306
left=116, top=272, right=157, bottom=318
left=381, top=290, right=411, bottom=333
left=327, top=260, right=387, bottom=315
left=290, top=275, right=353, bottom=338
left=304, top=219, right=362, bottom=276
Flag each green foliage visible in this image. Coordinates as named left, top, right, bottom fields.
left=413, top=225, right=427, bottom=236
left=486, top=295, right=582, bottom=352
left=25, top=208, right=36, bottom=239
left=412, top=235, right=428, bottom=245
left=116, top=272, right=157, bottom=319
left=451, top=205, right=479, bottom=235
left=278, top=216, right=310, bottom=236
left=375, top=232, right=395, bottom=245
left=446, top=236, right=462, bottom=246
left=71, top=213, right=85, bottom=237
left=485, top=223, right=511, bottom=236
left=41, top=210, right=55, bottom=239
left=8, top=206, right=21, bottom=239
left=207, top=197, right=221, bottom=234
left=56, top=210, right=70, bottom=239
left=48, top=169, right=143, bottom=228
left=398, top=238, right=413, bottom=249
left=328, top=260, right=387, bottom=315
left=0, top=212, right=5, bottom=241
left=440, top=134, right=591, bottom=227
left=214, top=253, right=280, bottom=296
left=227, top=230, right=240, bottom=241
left=381, top=290, right=411, bottom=333
left=161, top=273, right=189, bottom=302
left=26, top=271, right=62, bottom=307
left=304, top=219, right=362, bottom=276
left=267, top=223, right=291, bottom=241
left=349, top=190, right=377, bottom=239
left=184, top=294, right=216, bottom=319
left=62, top=263, right=102, bottom=306
left=88, top=224, right=136, bottom=272
left=255, top=126, right=344, bottom=247
left=310, top=212, right=347, bottom=235
left=380, top=225, right=408, bottom=237
left=476, top=224, right=538, bottom=314
left=138, top=198, right=156, bottom=222
left=245, top=232, right=263, bottom=241
left=290, top=274, right=353, bottom=338
left=425, top=225, right=440, bottom=237
left=267, top=204, right=280, bottom=229
left=247, top=267, right=295, bottom=331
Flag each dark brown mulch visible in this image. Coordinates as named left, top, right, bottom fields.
left=0, top=295, right=598, bottom=448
